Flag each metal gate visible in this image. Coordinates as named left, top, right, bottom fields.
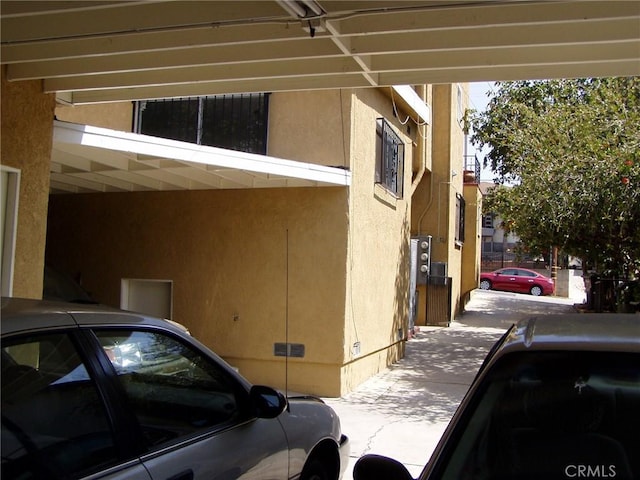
left=426, top=277, right=452, bottom=326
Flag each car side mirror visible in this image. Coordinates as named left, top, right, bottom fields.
left=249, top=385, right=287, bottom=419
left=353, top=454, right=414, bottom=480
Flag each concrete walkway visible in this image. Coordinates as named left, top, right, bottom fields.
left=325, top=289, right=579, bottom=479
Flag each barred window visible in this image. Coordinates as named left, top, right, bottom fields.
left=375, top=118, right=405, bottom=198
left=135, top=94, right=269, bottom=154
left=456, top=193, right=466, bottom=244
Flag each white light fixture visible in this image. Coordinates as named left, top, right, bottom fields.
left=277, top=0, right=325, bottom=18
left=300, top=0, right=323, bottom=16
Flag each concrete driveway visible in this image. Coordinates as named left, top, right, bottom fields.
left=325, top=289, right=578, bottom=479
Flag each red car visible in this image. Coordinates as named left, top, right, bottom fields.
left=479, top=267, right=554, bottom=296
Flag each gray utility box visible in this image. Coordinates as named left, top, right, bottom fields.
left=411, top=236, right=432, bottom=286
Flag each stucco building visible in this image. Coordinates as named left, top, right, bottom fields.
left=1, top=0, right=632, bottom=399
left=2, top=64, right=480, bottom=396
left=479, top=182, right=520, bottom=270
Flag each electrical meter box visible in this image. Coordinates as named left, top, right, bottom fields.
left=411, top=235, right=432, bottom=285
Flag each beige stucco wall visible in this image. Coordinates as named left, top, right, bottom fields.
left=461, top=184, right=482, bottom=303
left=268, top=90, right=351, bottom=169
left=339, top=88, right=415, bottom=392
left=271, top=87, right=421, bottom=393
left=55, top=102, right=134, bottom=132
left=45, top=87, right=420, bottom=396
left=18, top=83, right=448, bottom=397
left=46, top=187, right=349, bottom=396
left=1, top=68, right=55, bottom=298
left=411, top=84, right=470, bottom=323
left=268, top=88, right=418, bottom=394
left=410, top=86, right=434, bottom=327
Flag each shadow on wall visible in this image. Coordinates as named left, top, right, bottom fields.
left=387, top=217, right=412, bottom=366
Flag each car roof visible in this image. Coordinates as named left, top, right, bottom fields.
left=498, top=314, right=640, bottom=355
left=1, top=296, right=183, bottom=337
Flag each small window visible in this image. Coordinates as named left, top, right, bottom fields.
left=135, top=93, right=269, bottom=154
left=375, top=118, right=405, bottom=198
left=455, top=193, right=465, bottom=244
left=1, top=334, right=118, bottom=479
left=1, top=166, right=20, bottom=297
left=456, top=84, right=465, bottom=125
left=482, top=214, right=494, bottom=229
left=95, top=330, right=243, bottom=448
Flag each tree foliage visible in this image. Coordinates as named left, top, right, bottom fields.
left=470, top=78, right=640, bottom=277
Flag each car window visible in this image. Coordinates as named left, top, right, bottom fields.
left=433, top=351, right=640, bottom=480
left=1, top=333, right=118, bottom=480
left=94, top=330, right=244, bottom=448
left=518, top=270, right=536, bottom=277
left=500, top=269, right=518, bottom=276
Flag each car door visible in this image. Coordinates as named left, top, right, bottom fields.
left=493, top=269, right=517, bottom=292
left=510, top=269, right=532, bottom=293
left=504, top=269, right=526, bottom=293
left=1, top=331, right=152, bottom=480
left=92, top=328, right=290, bottom=480
left=517, top=269, right=538, bottom=292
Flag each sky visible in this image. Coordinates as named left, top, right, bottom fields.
left=467, top=82, right=496, bottom=182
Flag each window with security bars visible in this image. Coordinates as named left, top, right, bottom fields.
left=375, top=118, right=405, bottom=198
left=135, top=94, right=269, bottom=154
left=456, top=193, right=466, bottom=244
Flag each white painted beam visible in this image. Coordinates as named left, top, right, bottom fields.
left=53, top=121, right=352, bottom=190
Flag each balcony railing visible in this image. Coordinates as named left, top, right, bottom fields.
left=463, top=154, right=480, bottom=184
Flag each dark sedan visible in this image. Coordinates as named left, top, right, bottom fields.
left=354, top=314, right=640, bottom=480
left=480, top=267, right=555, bottom=296
left=1, top=297, right=349, bottom=480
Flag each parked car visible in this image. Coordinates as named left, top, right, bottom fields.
left=479, top=267, right=555, bottom=296
left=1, top=297, right=349, bottom=480
left=43, top=265, right=96, bottom=303
left=353, top=314, right=640, bottom=480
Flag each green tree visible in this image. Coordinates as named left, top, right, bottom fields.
left=470, top=78, right=640, bottom=278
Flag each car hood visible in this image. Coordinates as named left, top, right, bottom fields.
left=286, top=392, right=325, bottom=404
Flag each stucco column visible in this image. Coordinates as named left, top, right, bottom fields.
left=1, top=67, right=56, bottom=298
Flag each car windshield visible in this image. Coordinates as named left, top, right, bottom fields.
left=432, top=351, right=640, bottom=480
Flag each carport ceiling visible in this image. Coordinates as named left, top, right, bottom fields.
left=50, top=121, right=351, bottom=193
left=2, top=1, right=639, bottom=104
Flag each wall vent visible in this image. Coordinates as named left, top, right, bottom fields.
left=274, top=343, right=305, bottom=358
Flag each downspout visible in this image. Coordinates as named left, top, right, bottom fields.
left=410, top=85, right=427, bottom=194
left=413, top=85, right=435, bottom=236
left=417, top=170, right=434, bottom=236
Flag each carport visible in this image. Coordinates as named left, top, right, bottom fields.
left=51, top=120, right=351, bottom=193
left=2, top=1, right=638, bottom=104
left=1, top=0, right=638, bottom=394
left=2, top=0, right=638, bottom=299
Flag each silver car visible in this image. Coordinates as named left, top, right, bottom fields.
left=354, top=314, right=640, bottom=480
left=1, top=297, right=348, bottom=480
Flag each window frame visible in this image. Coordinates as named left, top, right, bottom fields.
left=90, top=326, right=252, bottom=451
left=1, top=330, right=126, bottom=479
left=375, top=118, right=405, bottom=199
left=482, top=214, right=494, bottom=229
left=455, top=193, right=466, bottom=245
left=134, top=93, right=270, bottom=155
left=1, top=165, right=20, bottom=297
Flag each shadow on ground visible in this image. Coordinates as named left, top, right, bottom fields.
left=326, top=289, right=579, bottom=477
